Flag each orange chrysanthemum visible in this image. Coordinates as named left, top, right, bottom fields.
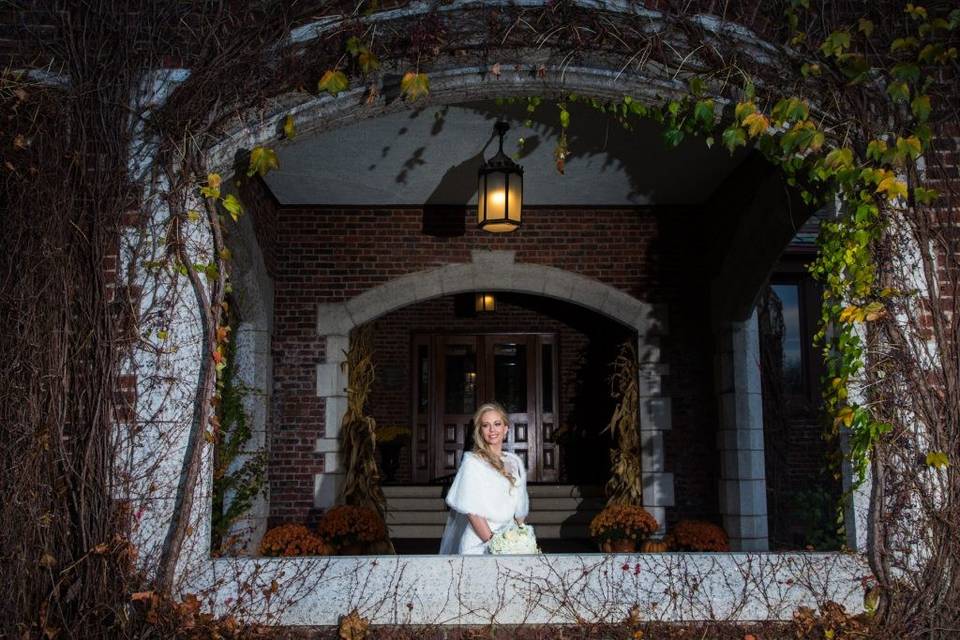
left=670, top=520, right=730, bottom=552
left=589, top=504, right=659, bottom=543
left=259, top=523, right=333, bottom=557
left=315, top=505, right=387, bottom=548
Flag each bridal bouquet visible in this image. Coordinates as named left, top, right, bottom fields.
left=487, top=523, right=540, bottom=555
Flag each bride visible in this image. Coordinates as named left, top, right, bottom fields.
left=438, top=401, right=529, bottom=554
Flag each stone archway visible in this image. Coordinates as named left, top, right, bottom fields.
left=312, top=250, right=674, bottom=531
left=111, top=1, right=875, bottom=620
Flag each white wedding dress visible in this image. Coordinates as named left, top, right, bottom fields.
left=438, top=450, right=530, bottom=554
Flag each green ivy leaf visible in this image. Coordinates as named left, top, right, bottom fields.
left=918, top=43, right=941, bottom=63
left=400, top=71, right=430, bottom=102
left=722, top=126, right=746, bottom=153
left=801, top=63, right=821, bottom=77
left=247, top=146, right=279, bottom=177
left=824, top=147, right=854, bottom=170
left=772, top=97, right=809, bottom=124
left=838, top=53, right=869, bottom=82
left=905, top=4, right=927, bottom=21
left=693, top=99, right=715, bottom=128
left=318, top=69, right=349, bottom=96
left=187, top=210, right=201, bottom=222
left=926, top=451, right=949, bottom=469
left=895, top=136, right=922, bottom=162
left=911, top=95, right=931, bottom=122
left=914, top=187, right=939, bottom=205
left=559, top=106, right=570, bottom=129
left=891, top=63, right=920, bottom=83
left=345, top=36, right=363, bottom=56
left=358, top=49, right=380, bottom=74
left=735, top=101, right=755, bottom=123
left=663, top=128, right=684, bottom=147
left=688, top=76, right=705, bottom=97
left=890, top=37, right=919, bottom=53
left=820, top=30, right=851, bottom=57
left=222, top=193, right=243, bottom=222
left=858, top=18, right=874, bottom=37
left=866, top=139, right=888, bottom=162
left=886, top=81, right=910, bottom=103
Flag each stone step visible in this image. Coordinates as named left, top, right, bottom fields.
left=386, top=496, right=605, bottom=511
left=388, top=523, right=591, bottom=539
left=387, top=510, right=597, bottom=525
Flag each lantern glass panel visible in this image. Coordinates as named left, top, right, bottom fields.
left=476, top=174, right=486, bottom=227
left=507, top=174, right=522, bottom=224
left=486, top=171, right=506, bottom=219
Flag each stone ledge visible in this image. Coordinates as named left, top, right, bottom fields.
left=201, top=552, right=868, bottom=626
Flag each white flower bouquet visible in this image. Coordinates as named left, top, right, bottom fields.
left=487, top=523, right=540, bottom=555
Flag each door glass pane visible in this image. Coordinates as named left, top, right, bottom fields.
left=444, top=344, right=476, bottom=415
left=417, top=344, right=429, bottom=414
left=541, top=344, right=553, bottom=413
left=771, top=284, right=803, bottom=390
left=494, top=342, right=527, bottom=413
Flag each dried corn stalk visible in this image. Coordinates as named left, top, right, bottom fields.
left=338, top=324, right=387, bottom=520
left=603, top=341, right=643, bottom=507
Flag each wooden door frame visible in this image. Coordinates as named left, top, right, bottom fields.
left=412, top=331, right=559, bottom=483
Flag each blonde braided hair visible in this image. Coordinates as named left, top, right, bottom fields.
left=470, top=401, right=517, bottom=487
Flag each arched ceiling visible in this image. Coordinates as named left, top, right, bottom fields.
left=262, top=100, right=753, bottom=207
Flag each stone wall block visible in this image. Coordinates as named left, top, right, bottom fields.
left=316, top=362, right=347, bottom=398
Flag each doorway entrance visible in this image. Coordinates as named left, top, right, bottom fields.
left=410, top=333, right=559, bottom=483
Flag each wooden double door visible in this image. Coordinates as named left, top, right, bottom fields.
left=410, top=333, right=559, bottom=483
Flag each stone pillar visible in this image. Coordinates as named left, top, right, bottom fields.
left=637, top=328, right=674, bottom=536
left=232, top=322, right=272, bottom=552
left=716, top=309, right=769, bottom=551
left=314, top=332, right=350, bottom=509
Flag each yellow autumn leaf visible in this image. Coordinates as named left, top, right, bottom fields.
left=200, top=173, right=221, bottom=199
left=283, top=115, right=296, bottom=140
left=222, top=194, right=243, bottom=222
left=926, top=451, right=949, bottom=469
left=876, top=175, right=908, bottom=201
left=400, top=71, right=430, bottom=102
left=839, top=305, right=859, bottom=322
left=318, top=69, right=349, bottom=96
left=835, top=406, right=855, bottom=427
left=247, top=146, right=279, bottom=177
left=742, top=112, right=769, bottom=137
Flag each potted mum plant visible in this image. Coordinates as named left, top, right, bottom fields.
left=259, top=523, right=333, bottom=557
left=589, top=504, right=659, bottom=552
left=669, top=520, right=730, bottom=552
left=315, top=505, right=388, bottom=555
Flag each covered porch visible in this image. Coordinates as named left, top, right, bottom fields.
left=227, top=99, right=843, bottom=554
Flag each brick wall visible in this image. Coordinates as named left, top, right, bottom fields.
left=267, top=206, right=724, bottom=526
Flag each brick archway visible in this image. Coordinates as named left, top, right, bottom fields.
left=312, top=250, right=674, bottom=531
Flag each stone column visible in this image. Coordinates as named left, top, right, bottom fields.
left=314, top=332, right=350, bottom=509
left=716, top=308, right=769, bottom=551
left=232, top=322, right=272, bottom=552
left=637, top=307, right=673, bottom=536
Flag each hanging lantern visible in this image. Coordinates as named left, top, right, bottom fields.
left=477, top=121, right=523, bottom=233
